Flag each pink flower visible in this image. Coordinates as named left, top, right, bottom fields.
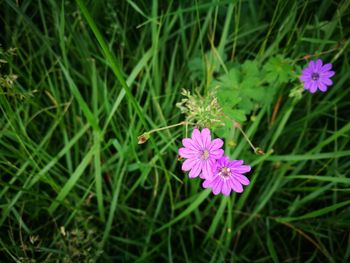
left=178, top=128, right=224, bottom=179
left=203, top=156, right=251, bottom=196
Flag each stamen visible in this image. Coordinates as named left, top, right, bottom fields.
left=219, top=167, right=231, bottom=178
left=311, top=72, right=319, bottom=81
left=201, top=149, right=209, bottom=160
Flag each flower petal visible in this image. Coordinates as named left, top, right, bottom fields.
left=191, top=129, right=203, bottom=148
left=234, top=174, right=250, bottom=185
left=201, top=160, right=214, bottom=179
left=210, top=149, right=224, bottom=159
left=321, top=70, right=335, bottom=78
left=229, top=178, right=243, bottom=193
left=301, top=68, right=312, bottom=74
left=303, top=80, right=312, bottom=90
left=321, top=63, right=332, bottom=72
left=182, top=158, right=197, bottom=171
left=178, top=147, right=198, bottom=158
left=207, top=175, right=220, bottom=188
left=219, top=156, right=230, bottom=166
left=201, top=128, right=211, bottom=148
left=315, top=59, right=323, bottom=70
left=232, top=165, right=251, bottom=174
left=209, top=138, right=224, bottom=151
left=318, top=82, right=328, bottom=92
left=309, top=82, right=318, bottom=93
left=212, top=178, right=223, bottom=195
left=300, top=74, right=311, bottom=82
left=202, top=178, right=213, bottom=188
left=230, top=160, right=244, bottom=167
left=182, top=138, right=199, bottom=150
left=222, top=181, right=231, bottom=196
left=210, top=159, right=219, bottom=173
left=308, top=61, right=316, bottom=70
left=321, top=78, right=333, bottom=86
left=189, top=161, right=202, bottom=178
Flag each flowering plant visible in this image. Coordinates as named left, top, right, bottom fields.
left=138, top=52, right=336, bottom=196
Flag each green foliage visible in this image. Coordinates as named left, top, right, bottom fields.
left=185, top=56, right=294, bottom=138
left=214, top=56, right=292, bottom=115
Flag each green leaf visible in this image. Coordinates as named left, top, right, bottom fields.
left=218, top=68, right=240, bottom=89
left=231, top=109, right=247, bottom=122
left=238, top=96, right=255, bottom=113
left=242, top=87, right=265, bottom=101
left=242, top=60, right=260, bottom=78
left=222, top=107, right=246, bottom=122
left=263, top=55, right=293, bottom=84
left=216, top=88, right=241, bottom=107
left=240, top=60, right=261, bottom=88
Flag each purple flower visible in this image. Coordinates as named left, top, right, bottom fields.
left=299, top=59, right=335, bottom=93
left=178, top=128, right=224, bottom=179
left=202, top=156, right=251, bottom=196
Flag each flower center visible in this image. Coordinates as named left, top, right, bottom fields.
left=219, top=167, right=231, bottom=178
left=311, top=72, right=319, bottom=81
left=201, top=149, right=209, bottom=160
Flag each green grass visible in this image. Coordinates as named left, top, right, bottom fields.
left=1, top=0, right=350, bottom=262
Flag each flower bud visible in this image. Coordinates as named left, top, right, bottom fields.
left=137, top=132, right=150, bottom=144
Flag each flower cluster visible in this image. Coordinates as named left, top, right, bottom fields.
left=178, top=128, right=251, bottom=196
left=176, top=89, right=224, bottom=128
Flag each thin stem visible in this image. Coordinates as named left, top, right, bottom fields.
left=138, top=121, right=196, bottom=144
left=236, top=125, right=257, bottom=152
left=147, top=121, right=195, bottom=135
left=233, top=121, right=264, bottom=155
left=295, top=42, right=343, bottom=62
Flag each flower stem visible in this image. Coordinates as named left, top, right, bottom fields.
left=234, top=122, right=264, bottom=155
left=147, top=121, right=194, bottom=135
left=137, top=121, right=195, bottom=144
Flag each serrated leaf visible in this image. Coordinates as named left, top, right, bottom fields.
left=217, top=88, right=241, bottom=107
left=241, top=60, right=261, bottom=89
left=263, top=55, right=293, bottom=84
left=265, top=71, right=278, bottom=83
left=241, top=76, right=260, bottom=90
left=238, top=96, right=255, bottom=113
left=242, top=60, right=260, bottom=78
left=221, top=107, right=246, bottom=122
left=218, top=68, right=240, bottom=89
left=242, top=87, right=265, bottom=102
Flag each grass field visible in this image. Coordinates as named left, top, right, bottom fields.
left=1, top=0, right=350, bottom=262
